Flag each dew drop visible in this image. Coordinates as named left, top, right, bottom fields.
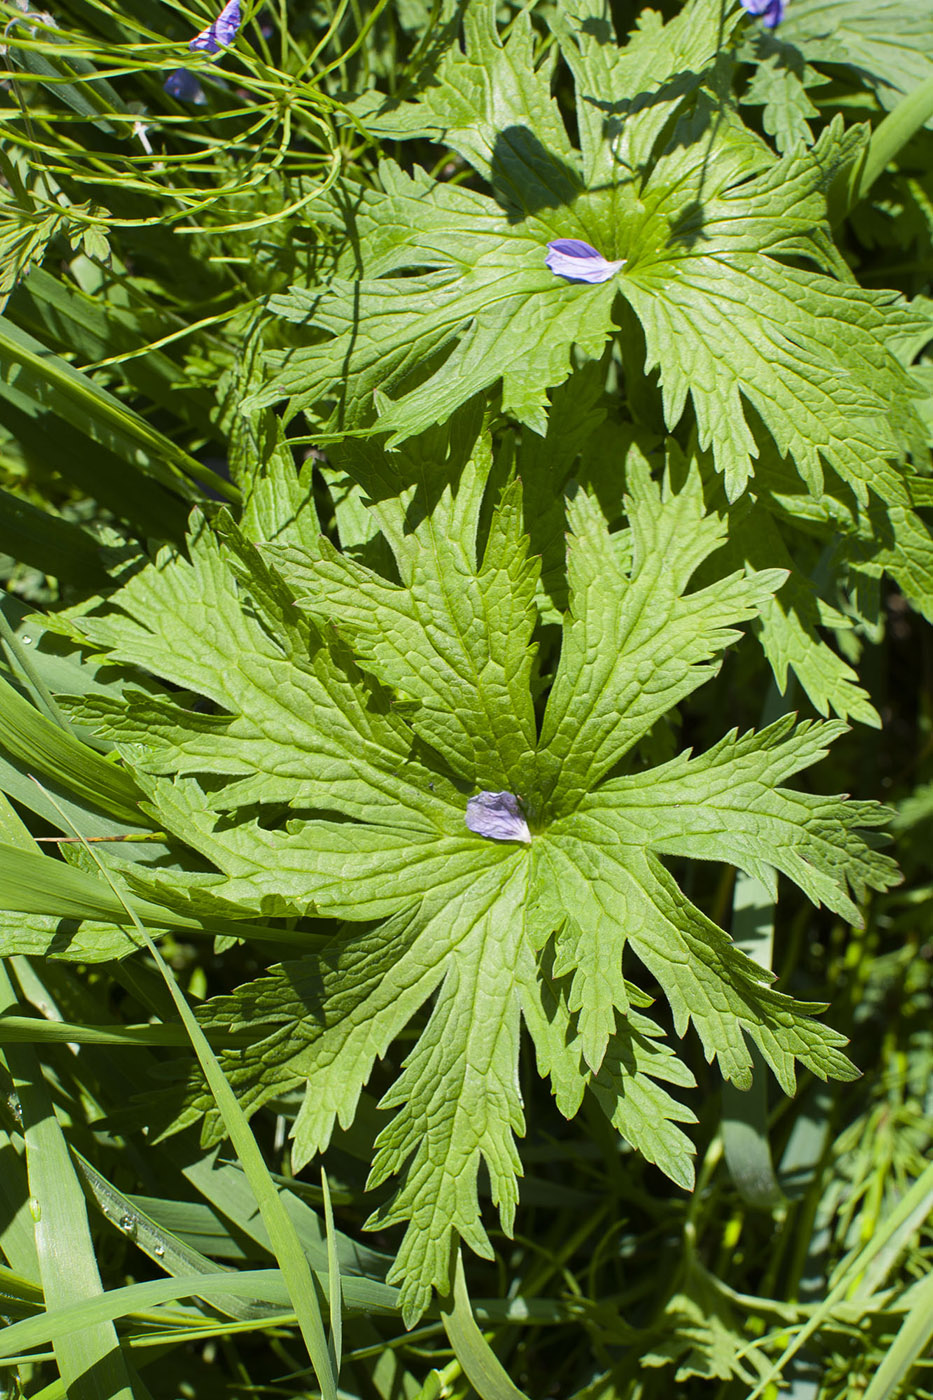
left=20, top=635, right=32, bottom=645
left=153, top=1243, right=165, bottom=1258
left=28, top=1197, right=41, bottom=1222
left=118, top=1214, right=137, bottom=1237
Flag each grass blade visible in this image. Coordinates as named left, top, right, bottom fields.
left=441, top=1250, right=530, bottom=1400
left=321, top=1168, right=343, bottom=1375
left=0, top=960, right=134, bottom=1400
left=0, top=318, right=237, bottom=504
left=0, top=671, right=146, bottom=826
left=721, top=870, right=787, bottom=1212
left=35, top=787, right=340, bottom=1400
left=0, top=1269, right=294, bottom=1358
left=862, top=1271, right=933, bottom=1400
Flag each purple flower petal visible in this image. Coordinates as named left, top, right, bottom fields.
left=465, top=791, right=531, bottom=845
left=545, top=239, right=625, bottom=285
left=163, top=66, right=207, bottom=102
left=189, top=0, right=242, bottom=52
left=739, top=0, right=784, bottom=27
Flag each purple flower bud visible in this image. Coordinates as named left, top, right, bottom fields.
left=189, top=0, right=242, bottom=52
left=163, top=66, right=207, bottom=102
left=545, top=240, right=625, bottom=285
left=465, top=791, right=532, bottom=845
left=739, top=0, right=784, bottom=27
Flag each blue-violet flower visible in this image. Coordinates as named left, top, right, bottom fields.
left=545, top=239, right=625, bottom=284
left=189, top=0, right=241, bottom=52
left=465, top=791, right=532, bottom=844
left=739, top=0, right=784, bottom=27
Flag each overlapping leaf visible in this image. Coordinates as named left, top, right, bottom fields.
left=253, top=0, right=925, bottom=499
left=65, top=426, right=898, bottom=1322
left=741, top=33, right=827, bottom=154
left=781, top=0, right=933, bottom=117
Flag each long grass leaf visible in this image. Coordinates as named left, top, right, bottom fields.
left=0, top=961, right=134, bottom=1400
left=0, top=841, right=318, bottom=946
left=321, top=1168, right=343, bottom=1375
left=37, top=790, right=340, bottom=1400
left=0, top=1015, right=249, bottom=1046
left=71, top=1153, right=269, bottom=1322
left=0, top=1269, right=293, bottom=1357
left=0, top=671, right=145, bottom=825
left=0, top=318, right=237, bottom=504
left=862, top=1271, right=933, bottom=1400
left=721, top=870, right=787, bottom=1211
left=0, top=489, right=108, bottom=591
left=441, top=1250, right=530, bottom=1400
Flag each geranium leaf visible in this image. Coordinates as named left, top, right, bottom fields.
left=251, top=0, right=924, bottom=501
left=63, top=419, right=896, bottom=1323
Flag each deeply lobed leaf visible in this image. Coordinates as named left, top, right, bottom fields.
left=65, top=403, right=896, bottom=1324
left=252, top=0, right=925, bottom=501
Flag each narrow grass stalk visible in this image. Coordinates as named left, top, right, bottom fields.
left=33, top=783, right=340, bottom=1400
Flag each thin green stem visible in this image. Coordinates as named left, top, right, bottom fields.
left=847, top=73, right=933, bottom=214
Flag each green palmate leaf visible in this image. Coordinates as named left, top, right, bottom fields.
left=753, top=447, right=933, bottom=626
left=741, top=34, right=827, bottom=155
left=256, top=159, right=620, bottom=440
left=64, top=425, right=897, bottom=1323
left=782, top=0, right=933, bottom=117
left=273, top=417, right=539, bottom=793
left=613, top=118, right=923, bottom=502
left=727, top=499, right=882, bottom=726
left=253, top=0, right=924, bottom=500
left=532, top=470, right=787, bottom=812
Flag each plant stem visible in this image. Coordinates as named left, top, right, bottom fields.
left=849, top=73, right=933, bottom=212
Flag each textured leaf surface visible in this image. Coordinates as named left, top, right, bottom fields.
left=782, top=0, right=933, bottom=117
left=741, top=34, right=826, bottom=154
left=253, top=0, right=924, bottom=499
left=65, top=427, right=897, bottom=1321
left=730, top=501, right=881, bottom=725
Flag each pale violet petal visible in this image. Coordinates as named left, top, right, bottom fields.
left=189, top=0, right=242, bottom=52
left=465, top=791, right=531, bottom=844
left=545, top=239, right=625, bottom=285
left=739, top=0, right=784, bottom=26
